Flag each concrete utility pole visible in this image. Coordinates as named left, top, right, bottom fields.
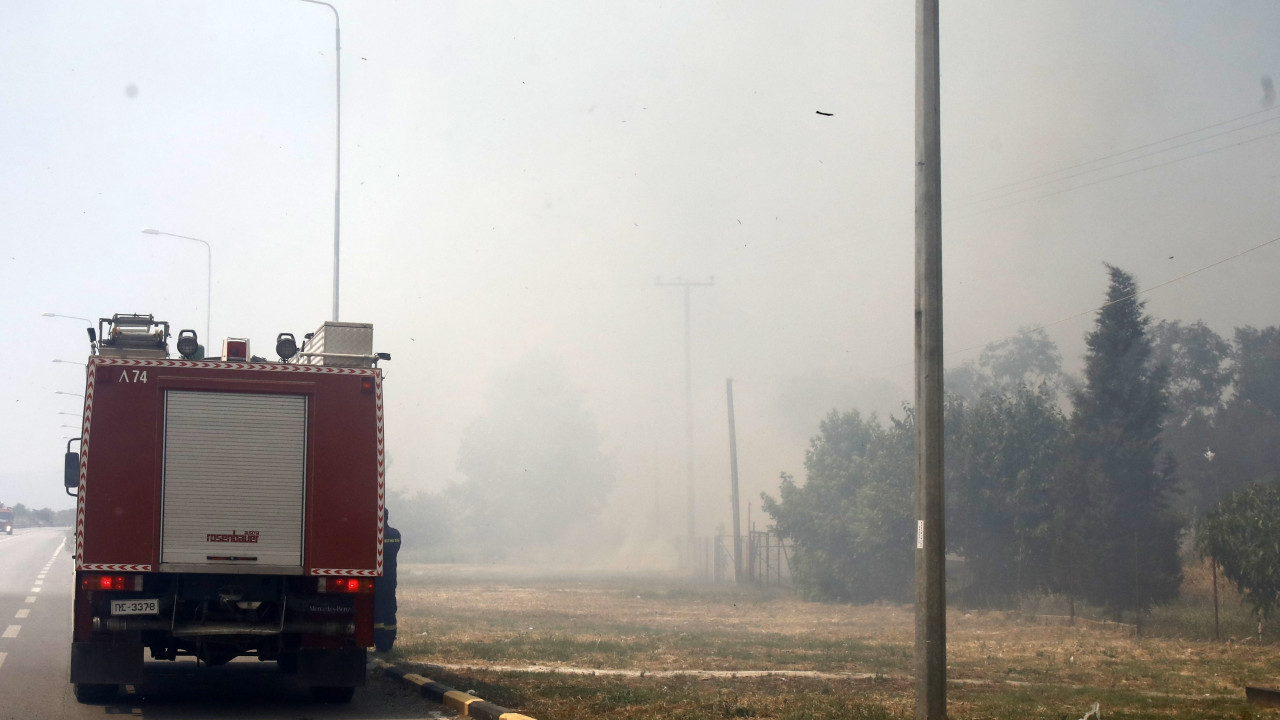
left=726, top=378, right=743, bottom=583
left=656, top=277, right=715, bottom=554
left=915, top=1, right=946, bottom=718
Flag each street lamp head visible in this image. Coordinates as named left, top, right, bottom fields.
left=43, top=312, right=92, bottom=323
left=140, top=228, right=212, bottom=344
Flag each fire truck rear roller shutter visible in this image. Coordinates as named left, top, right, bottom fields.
left=160, top=391, right=307, bottom=568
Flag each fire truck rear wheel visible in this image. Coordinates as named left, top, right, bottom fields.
left=310, top=686, right=355, bottom=703
left=74, top=683, right=118, bottom=703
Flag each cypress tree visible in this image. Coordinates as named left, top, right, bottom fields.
left=1067, top=264, right=1182, bottom=615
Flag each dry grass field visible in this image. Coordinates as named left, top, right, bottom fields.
left=387, top=562, right=1280, bottom=719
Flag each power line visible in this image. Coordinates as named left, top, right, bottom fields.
left=954, top=115, right=1280, bottom=210
left=733, top=107, right=1280, bottom=274
left=954, top=127, right=1280, bottom=220
left=951, top=105, right=1280, bottom=205
left=875, top=233, right=1280, bottom=374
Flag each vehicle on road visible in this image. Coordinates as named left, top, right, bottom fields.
left=0, top=506, right=12, bottom=535
left=63, top=314, right=388, bottom=704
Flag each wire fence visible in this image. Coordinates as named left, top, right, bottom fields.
left=686, top=531, right=793, bottom=586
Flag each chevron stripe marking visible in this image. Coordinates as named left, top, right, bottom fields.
left=75, top=360, right=96, bottom=569
left=89, top=357, right=378, bottom=375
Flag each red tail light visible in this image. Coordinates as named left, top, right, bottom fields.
left=81, top=573, right=143, bottom=591
left=317, top=577, right=374, bottom=594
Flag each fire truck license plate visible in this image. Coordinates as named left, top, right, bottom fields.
left=110, top=599, right=159, bottom=615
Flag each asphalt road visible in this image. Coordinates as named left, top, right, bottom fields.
left=0, top=527, right=448, bottom=719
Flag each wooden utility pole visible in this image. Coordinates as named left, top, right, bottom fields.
left=914, top=0, right=946, bottom=718
left=656, top=277, right=715, bottom=560
left=726, top=378, right=743, bottom=583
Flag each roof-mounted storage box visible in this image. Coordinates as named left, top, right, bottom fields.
left=303, top=321, right=374, bottom=367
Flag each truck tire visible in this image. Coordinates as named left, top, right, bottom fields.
left=310, top=686, right=355, bottom=703
left=74, top=683, right=117, bottom=703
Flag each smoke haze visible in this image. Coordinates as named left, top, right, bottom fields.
left=3, top=2, right=1280, bottom=567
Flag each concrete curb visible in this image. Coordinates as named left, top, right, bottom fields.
left=371, top=658, right=537, bottom=720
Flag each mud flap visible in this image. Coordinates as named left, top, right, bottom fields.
left=297, top=648, right=366, bottom=687
left=70, top=642, right=144, bottom=684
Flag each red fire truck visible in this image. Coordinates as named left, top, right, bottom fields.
left=63, top=314, right=387, bottom=703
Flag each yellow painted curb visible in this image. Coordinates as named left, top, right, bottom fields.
left=403, top=673, right=430, bottom=686
left=443, top=689, right=480, bottom=712
left=499, top=714, right=539, bottom=720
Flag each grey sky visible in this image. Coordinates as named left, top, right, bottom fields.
left=3, top=3, right=1279, bottom=542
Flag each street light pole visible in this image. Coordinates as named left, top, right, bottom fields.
left=297, top=0, right=342, bottom=322
left=141, top=229, right=211, bottom=344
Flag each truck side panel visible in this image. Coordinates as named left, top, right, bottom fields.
left=79, top=362, right=163, bottom=570
left=305, top=372, right=383, bottom=575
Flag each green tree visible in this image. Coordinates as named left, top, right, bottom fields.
left=1150, top=320, right=1232, bottom=427
left=947, top=386, right=1068, bottom=603
left=1187, top=327, right=1280, bottom=511
left=946, top=328, right=1068, bottom=403
left=1064, top=264, right=1182, bottom=614
left=762, top=410, right=914, bottom=602
left=1150, top=320, right=1232, bottom=516
left=1198, top=482, right=1280, bottom=621
left=1234, top=327, right=1280, bottom=418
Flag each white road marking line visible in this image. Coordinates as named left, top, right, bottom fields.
left=24, top=597, right=35, bottom=604
left=3, top=626, right=19, bottom=638
left=34, top=580, right=42, bottom=585
left=15, top=610, right=28, bottom=619
left=29, top=587, right=40, bottom=593
left=0, top=652, right=6, bottom=669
